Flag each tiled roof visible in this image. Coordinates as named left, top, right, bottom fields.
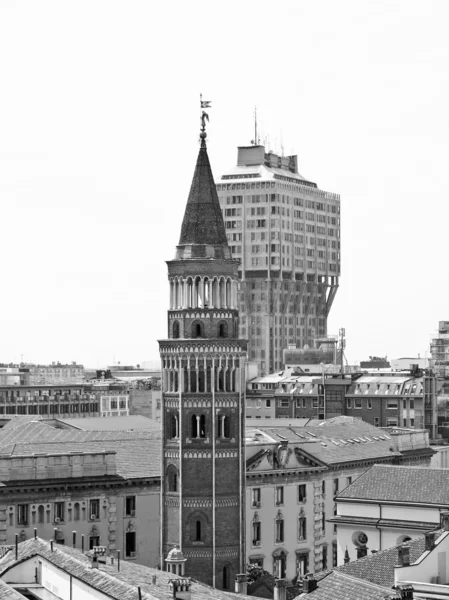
left=250, top=421, right=400, bottom=465
left=0, top=579, right=26, bottom=599
left=337, top=464, right=449, bottom=504
left=0, top=538, right=260, bottom=600
left=0, top=420, right=161, bottom=480
left=179, top=140, right=229, bottom=248
left=335, top=533, right=432, bottom=587
left=294, top=571, right=400, bottom=600
left=55, top=416, right=160, bottom=431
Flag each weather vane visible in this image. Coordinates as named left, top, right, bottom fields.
left=200, top=94, right=211, bottom=140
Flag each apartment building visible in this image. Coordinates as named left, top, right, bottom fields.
left=244, top=418, right=433, bottom=582
left=216, top=145, right=340, bottom=376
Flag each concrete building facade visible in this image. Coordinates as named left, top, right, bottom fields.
left=216, top=145, right=340, bottom=377
left=159, top=125, right=247, bottom=588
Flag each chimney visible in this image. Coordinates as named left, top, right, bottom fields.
left=302, top=573, right=318, bottom=594
left=235, top=574, right=247, bottom=595
left=425, top=531, right=436, bottom=551
left=169, top=577, right=191, bottom=600
left=441, top=511, right=449, bottom=531
left=397, top=544, right=410, bottom=567
left=274, top=578, right=287, bottom=600
left=395, top=583, right=414, bottom=600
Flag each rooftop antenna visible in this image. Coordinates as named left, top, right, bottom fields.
left=280, top=129, right=284, bottom=157
left=251, top=106, right=259, bottom=145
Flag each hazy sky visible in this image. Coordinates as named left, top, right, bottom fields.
left=0, top=1, right=448, bottom=368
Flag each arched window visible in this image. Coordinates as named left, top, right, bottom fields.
left=223, top=564, right=230, bottom=589
left=191, top=321, right=204, bottom=338
left=38, top=505, right=45, bottom=524
left=196, top=520, right=202, bottom=541
left=172, top=321, right=180, bottom=339
left=218, top=321, right=228, bottom=338
left=170, top=413, right=178, bottom=438
left=191, top=414, right=198, bottom=438
left=199, top=415, right=206, bottom=438
left=72, top=503, right=80, bottom=521
left=167, top=466, right=178, bottom=492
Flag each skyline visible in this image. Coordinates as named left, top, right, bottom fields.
left=1, top=1, right=448, bottom=367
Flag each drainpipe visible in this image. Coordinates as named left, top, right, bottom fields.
left=375, top=504, right=382, bottom=551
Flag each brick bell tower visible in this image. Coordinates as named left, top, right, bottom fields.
left=159, top=110, right=247, bottom=588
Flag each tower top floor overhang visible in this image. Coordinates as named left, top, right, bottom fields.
left=158, top=339, right=248, bottom=355
left=167, top=257, right=240, bottom=278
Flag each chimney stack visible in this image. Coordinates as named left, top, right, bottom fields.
left=169, top=578, right=191, bottom=600
left=395, top=583, right=414, bottom=599
left=274, top=578, right=287, bottom=600
left=235, top=574, right=247, bottom=595
left=441, top=511, right=449, bottom=531
left=302, top=573, right=318, bottom=594
left=397, top=544, right=410, bottom=567
left=425, top=531, right=436, bottom=551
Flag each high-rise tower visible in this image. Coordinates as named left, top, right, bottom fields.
left=159, top=115, right=247, bottom=588
left=216, top=145, right=341, bottom=376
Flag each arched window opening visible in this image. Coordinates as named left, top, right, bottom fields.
left=191, top=414, right=198, bottom=438
left=170, top=413, right=178, bottom=438
left=199, top=415, right=206, bottom=438
left=217, top=369, right=224, bottom=392
left=223, top=415, right=230, bottom=438
left=192, top=321, right=204, bottom=338
left=167, top=466, right=179, bottom=492
left=223, top=565, right=230, bottom=589
left=204, top=278, right=209, bottom=307
left=73, top=503, right=80, bottom=521
left=172, top=321, right=180, bottom=339
left=190, top=369, right=197, bottom=393
left=195, top=520, right=202, bottom=541
left=38, top=505, right=45, bottom=524
left=218, top=321, right=228, bottom=338
left=198, top=368, right=205, bottom=392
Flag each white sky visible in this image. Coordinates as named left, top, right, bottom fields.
left=0, top=0, right=448, bottom=368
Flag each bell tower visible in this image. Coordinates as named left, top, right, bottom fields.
left=159, top=111, right=247, bottom=588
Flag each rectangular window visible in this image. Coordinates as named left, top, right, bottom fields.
left=296, top=553, right=309, bottom=578
left=333, top=542, right=338, bottom=567
left=279, top=398, right=289, bottom=408
left=125, top=531, right=136, bottom=557
left=298, top=484, right=307, bottom=503
left=252, top=488, right=261, bottom=508
left=367, top=398, right=372, bottom=409
left=322, top=511, right=326, bottom=533
left=322, top=480, right=326, bottom=495
left=276, top=518, right=284, bottom=543
left=333, top=478, right=339, bottom=495
left=354, top=398, right=362, bottom=409
left=17, top=504, right=29, bottom=526
left=54, top=502, right=65, bottom=522
left=346, top=476, right=352, bottom=487
left=265, top=399, right=271, bottom=408
left=387, top=400, right=398, bottom=409
left=249, top=557, right=263, bottom=568
left=387, top=418, right=398, bottom=427
left=374, top=417, right=380, bottom=427
left=252, top=521, right=261, bottom=546
left=346, top=398, right=352, bottom=409
left=275, top=486, right=284, bottom=506
left=125, top=496, right=136, bottom=516
left=89, top=499, right=100, bottom=520
left=89, top=535, right=100, bottom=550
left=298, top=517, right=306, bottom=540
left=322, top=545, right=328, bottom=571
left=253, top=521, right=262, bottom=546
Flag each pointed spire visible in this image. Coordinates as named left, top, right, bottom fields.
left=175, top=110, right=232, bottom=260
